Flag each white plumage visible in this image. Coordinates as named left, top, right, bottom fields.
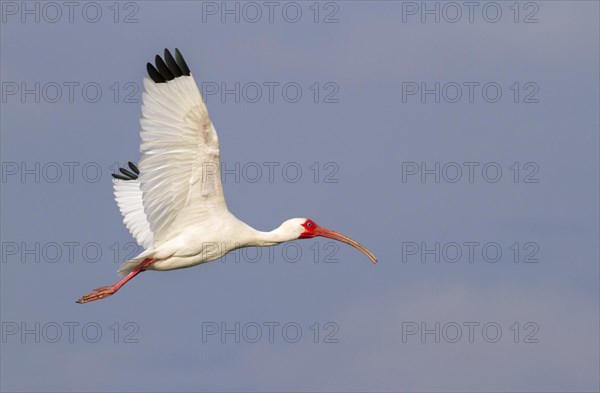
left=113, top=179, right=153, bottom=249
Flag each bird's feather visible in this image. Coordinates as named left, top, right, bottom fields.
left=136, top=51, right=227, bottom=247
left=113, top=178, right=154, bottom=248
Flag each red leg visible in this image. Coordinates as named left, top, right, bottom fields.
left=76, top=258, right=157, bottom=304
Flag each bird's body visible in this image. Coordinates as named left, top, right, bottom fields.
left=77, top=49, right=376, bottom=304
left=120, top=215, right=304, bottom=273
left=122, top=212, right=246, bottom=273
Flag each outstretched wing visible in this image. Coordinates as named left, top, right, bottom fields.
left=138, top=48, right=228, bottom=246
left=112, top=162, right=154, bottom=249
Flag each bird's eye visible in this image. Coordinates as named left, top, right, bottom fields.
left=307, top=222, right=312, bottom=227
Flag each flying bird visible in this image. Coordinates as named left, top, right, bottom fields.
left=77, top=49, right=377, bottom=304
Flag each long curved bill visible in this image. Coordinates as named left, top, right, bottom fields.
left=315, top=227, right=378, bottom=264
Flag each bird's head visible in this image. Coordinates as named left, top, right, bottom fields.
left=280, top=218, right=377, bottom=264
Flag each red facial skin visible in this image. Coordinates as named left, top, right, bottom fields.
left=298, top=219, right=319, bottom=239
left=298, top=219, right=377, bottom=263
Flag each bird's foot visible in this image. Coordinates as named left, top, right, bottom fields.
left=76, top=286, right=116, bottom=304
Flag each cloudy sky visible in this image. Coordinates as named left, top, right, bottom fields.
left=1, top=1, right=598, bottom=392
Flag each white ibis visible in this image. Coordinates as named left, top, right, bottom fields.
left=76, top=49, right=377, bottom=304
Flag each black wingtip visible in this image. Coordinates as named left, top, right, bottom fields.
left=175, top=48, right=191, bottom=76
left=146, top=48, right=190, bottom=82
left=119, top=167, right=137, bottom=179
left=147, top=62, right=165, bottom=83
left=113, top=162, right=140, bottom=181
left=128, top=161, right=140, bottom=175
left=155, top=55, right=175, bottom=81
left=164, top=49, right=183, bottom=78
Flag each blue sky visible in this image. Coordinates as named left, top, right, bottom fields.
left=1, top=1, right=599, bottom=392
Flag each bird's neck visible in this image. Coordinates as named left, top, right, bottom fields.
left=249, top=227, right=295, bottom=247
